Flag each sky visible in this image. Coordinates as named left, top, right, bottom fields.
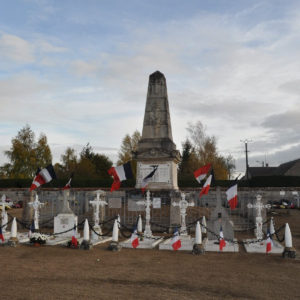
left=1, top=0, right=300, bottom=176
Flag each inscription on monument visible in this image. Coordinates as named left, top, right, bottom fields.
left=137, top=163, right=170, bottom=184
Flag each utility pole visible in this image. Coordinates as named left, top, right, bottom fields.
left=240, top=139, right=252, bottom=180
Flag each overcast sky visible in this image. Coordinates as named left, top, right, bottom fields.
left=1, top=0, right=300, bottom=176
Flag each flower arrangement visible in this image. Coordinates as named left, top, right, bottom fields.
left=30, top=232, right=48, bottom=245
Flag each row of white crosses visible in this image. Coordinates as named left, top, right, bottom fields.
left=247, top=194, right=271, bottom=240
left=136, top=191, right=195, bottom=238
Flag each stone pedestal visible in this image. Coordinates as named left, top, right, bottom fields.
left=159, top=235, right=202, bottom=251
left=244, top=239, right=284, bottom=254
left=121, top=236, right=163, bottom=249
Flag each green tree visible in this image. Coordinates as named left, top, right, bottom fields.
left=77, top=143, right=113, bottom=179
left=186, top=121, right=233, bottom=180
left=1, top=125, right=52, bottom=178
left=178, top=139, right=198, bottom=177
left=117, top=130, right=141, bottom=165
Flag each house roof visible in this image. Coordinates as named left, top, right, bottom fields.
left=247, top=158, right=300, bottom=178
left=275, top=158, right=300, bottom=175
left=248, top=167, right=277, bottom=177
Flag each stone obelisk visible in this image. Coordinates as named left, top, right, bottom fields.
left=134, top=71, right=180, bottom=190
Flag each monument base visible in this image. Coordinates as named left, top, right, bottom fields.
left=159, top=235, right=197, bottom=251
left=205, top=239, right=239, bottom=252
left=121, top=236, right=163, bottom=249
left=244, top=239, right=284, bottom=254
left=54, top=213, right=79, bottom=238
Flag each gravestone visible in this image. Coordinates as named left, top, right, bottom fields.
left=207, top=187, right=234, bottom=240
left=134, top=71, right=180, bottom=190
left=53, top=190, right=78, bottom=238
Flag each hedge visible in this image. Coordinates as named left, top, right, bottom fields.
left=0, top=176, right=299, bottom=188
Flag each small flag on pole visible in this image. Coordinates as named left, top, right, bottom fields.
left=194, top=164, right=211, bottom=183
left=0, top=226, right=4, bottom=242
left=266, top=230, right=273, bottom=254
left=71, top=225, right=78, bottom=248
left=108, top=161, right=134, bottom=192
left=171, top=227, right=181, bottom=251
left=30, top=165, right=56, bottom=191
left=219, top=226, right=226, bottom=251
left=63, top=173, right=74, bottom=190
left=28, top=219, right=35, bottom=238
left=199, top=174, right=212, bottom=198
left=130, top=227, right=139, bottom=249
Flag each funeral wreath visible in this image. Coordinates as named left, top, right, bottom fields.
left=30, top=233, right=48, bottom=245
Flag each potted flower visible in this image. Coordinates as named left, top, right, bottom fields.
left=30, top=232, right=48, bottom=246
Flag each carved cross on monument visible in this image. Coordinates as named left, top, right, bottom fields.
left=137, top=190, right=153, bottom=238
left=172, top=193, right=194, bottom=235
left=247, top=194, right=271, bottom=240
left=28, top=194, right=44, bottom=230
left=89, top=190, right=107, bottom=231
left=1, top=195, right=8, bottom=233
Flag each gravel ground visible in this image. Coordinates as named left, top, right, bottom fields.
left=1, top=208, right=300, bottom=300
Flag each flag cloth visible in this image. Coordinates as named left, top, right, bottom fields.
left=71, top=225, right=78, bottom=248
left=108, top=161, right=134, bottom=192
left=63, top=173, right=74, bottom=190
left=219, top=226, right=226, bottom=251
left=141, top=165, right=158, bottom=192
left=199, top=174, right=212, bottom=198
left=226, top=183, right=238, bottom=210
left=30, top=165, right=57, bottom=191
left=130, top=227, right=139, bottom=249
left=194, top=164, right=211, bottom=183
left=266, top=230, right=273, bottom=254
left=171, top=227, right=181, bottom=251
left=28, top=219, right=35, bottom=238
left=0, top=226, right=4, bottom=242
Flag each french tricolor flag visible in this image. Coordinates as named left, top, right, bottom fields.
left=199, top=174, right=212, bottom=198
left=171, top=228, right=181, bottom=251
left=30, top=165, right=56, bottom=191
left=130, top=227, right=139, bottom=249
left=194, top=164, right=211, bottom=183
left=108, top=161, right=133, bottom=192
left=219, top=226, right=226, bottom=251
left=266, top=230, right=273, bottom=254
left=226, top=183, right=238, bottom=210
left=0, top=226, right=4, bottom=242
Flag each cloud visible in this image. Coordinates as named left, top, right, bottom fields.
left=0, top=33, right=34, bottom=63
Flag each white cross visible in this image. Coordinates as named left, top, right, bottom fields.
left=137, top=190, right=153, bottom=238
left=172, top=193, right=194, bottom=235
left=1, top=195, right=8, bottom=233
left=28, top=194, right=44, bottom=230
left=247, top=194, right=271, bottom=240
left=89, top=190, right=107, bottom=228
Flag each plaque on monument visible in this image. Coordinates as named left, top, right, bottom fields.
left=128, top=199, right=143, bottom=211
left=108, top=198, right=122, bottom=209
left=153, top=197, right=161, bottom=209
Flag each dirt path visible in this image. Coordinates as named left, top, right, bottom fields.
left=1, top=209, right=300, bottom=299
